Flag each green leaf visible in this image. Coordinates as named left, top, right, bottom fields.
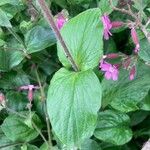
left=21, top=144, right=39, bottom=150
left=47, top=68, right=102, bottom=147
left=0, top=71, right=30, bottom=89
left=94, top=110, right=132, bottom=145
left=40, top=142, right=58, bottom=150
left=67, top=0, right=92, bottom=5
left=0, top=128, right=16, bottom=149
left=130, top=111, right=149, bottom=126
left=0, top=50, right=9, bottom=71
left=0, top=39, right=5, bottom=46
left=6, top=92, right=28, bottom=111
left=139, top=92, right=150, bottom=111
left=102, top=61, right=150, bottom=112
left=99, top=0, right=118, bottom=14
left=25, top=26, right=56, bottom=53
left=57, top=8, right=103, bottom=71
left=0, top=4, right=24, bottom=19
left=0, top=0, right=20, bottom=6
left=1, top=112, right=42, bottom=142
left=133, top=0, right=149, bottom=10
left=0, top=49, right=24, bottom=72
left=81, top=139, right=101, bottom=150
left=0, top=8, right=12, bottom=27
left=139, top=38, right=150, bottom=62
left=53, top=0, right=67, bottom=8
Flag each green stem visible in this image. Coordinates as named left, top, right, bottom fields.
left=0, top=142, right=23, bottom=149
left=35, top=68, right=45, bottom=101
left=35, top=67, right=53, bottom=148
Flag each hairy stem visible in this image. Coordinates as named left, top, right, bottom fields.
left=37, top=0, right=79, bottom=71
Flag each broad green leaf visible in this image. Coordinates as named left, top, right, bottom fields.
left=0, top=49, right=24, bottom=72
left=1, top=113, right=42, bottom=142
left=102, top=61, right=150, bottom=112
left=99, top=0, right=118, bottom=14
left=57, top=8, right=103, bottom=71
left=0, top=128, right=17, bottom=150
left=0, top=50, right=9, bottom=71
left=0, top=71, right=30, bottom=89
left=81, top=139, right=101, bottom=150
left=25, top=26, right=56, bottom=53
left=53, top=0, right=67, bottom=8
left=139, top=38, right=150, bottom=62
left=47, top=68, right=102, bottom=147
left=133, top=0, right=149, bottom=10
left=130, top=111, right=149, bottom=126
left=6, top=92, right=28, bottom=111
left=0, top=4, right=24, bottom=19
left=104, top=38, right=117, bottom=54
left=94, top=110, right=132, bottom=145
left=0, top=8, right=12, bottom=27
left=139, top=92, right=150, bottom=111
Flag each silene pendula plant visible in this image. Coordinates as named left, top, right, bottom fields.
left=0, top=0, right=150, bottom=149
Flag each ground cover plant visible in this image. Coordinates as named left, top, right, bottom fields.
left=0, top=0, right=150, bottom=149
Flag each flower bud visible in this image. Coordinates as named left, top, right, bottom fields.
left=111, top=21, right=123, bottom=28
left=106, top=53, right=119, bottom=59
left=0, top=93, right=6, bottom=108
left=131, top=28, right=140, bottom=53
left=129, top=65, right=136, bottom=80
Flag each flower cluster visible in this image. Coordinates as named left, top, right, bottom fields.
left=100, top=14, right=140, bottom=81
left=99, top=54, right=137, bottom=81
left=100, top=60, right=119, bottom=81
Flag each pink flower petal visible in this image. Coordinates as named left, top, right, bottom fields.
left=28, top=89, right=33, bottom=102
left=105, top=71, right=112, bottom=80
left=19, top=86, right=29, bottom=90
left=112, top=69, right=119, bottom=81
left=129, top=65, right=136, bottom=80
left=131, top=28, right=139, bottom=45
left=101, top=15, right=112, bottom=40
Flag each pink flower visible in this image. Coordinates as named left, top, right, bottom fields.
left=101, top=15, right=123, bottom=40
left=19, top=85, right=39, bottom=102
left=0, top=93, right=5, bottom=103
left=129, top=65, right=136, bottom=80
left=0, top=93, right=5, bottom=108
left=55, top=11, right=68, bottom=30
left=131, top=27, right=140, bottom=53
left=100, top=61, right=119, bottom=81
left=101, top=15, right=112, bottom=40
